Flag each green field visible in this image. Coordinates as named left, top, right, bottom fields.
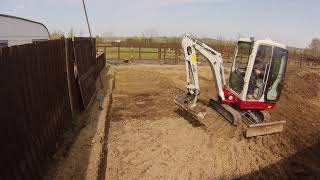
left=97, top=47, right=237, bottom=63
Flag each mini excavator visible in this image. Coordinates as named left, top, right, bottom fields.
left=175, top=34, right=288, bottom=137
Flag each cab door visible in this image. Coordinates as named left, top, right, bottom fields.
left=229, top=41, right=252, bottom=95
left=265, top=47, right=288, bottom=102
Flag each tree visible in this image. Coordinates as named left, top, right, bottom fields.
left=142, top=28, right=158, bottom=43
left=309, top=38, right=320, bottom=49
left=95, top=35, right=104, bottom=43
left=142, top=28, right=158, bottom=38
left=101, top=32, right=114, bottom=42
left=308, top=38, right=320, bottom=56
left=68, top=28, right=75, bottom=38
left=50, top=30, right=64, bottom=40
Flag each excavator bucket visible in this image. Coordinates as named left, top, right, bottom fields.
left=243, top=118, right=286, bottom=137
left=174, top=95, right=207, bottom=120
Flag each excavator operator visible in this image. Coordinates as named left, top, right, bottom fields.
left=247, top=53, right=268, bottom=99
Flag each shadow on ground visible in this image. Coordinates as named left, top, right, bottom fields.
left=237, top=143, right=320, bottom=179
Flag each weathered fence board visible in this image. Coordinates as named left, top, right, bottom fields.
left=96, top=53, right=106, bottom=79
left=0, top=40, right=72, bottom=179
left=74, top=37, right=97, bottom=109
left=0, top=37, right=105, bottom=179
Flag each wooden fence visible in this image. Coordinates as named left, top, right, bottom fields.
left=0, top=38, right=106, bottom=180
left=73, top=38, right=98, bottom=109
left=96, top=53, right=107, bottom=78
left=288, top=52, right=320, bottom=68
left=97, top=42, right=320, bottom=68
left=97, top=42, right=239, bottom=63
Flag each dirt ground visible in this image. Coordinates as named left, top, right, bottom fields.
left=104, top=64, right=320, bottom=179
left=45, top=68, right=113, bottom=180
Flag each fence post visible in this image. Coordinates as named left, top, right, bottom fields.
left=117, top=46, right=120, bottom=60
left=164, top=48, right=166, bottom=61
left=64, top=38, right=74, bottom=113
left=104, top=47, right=106, bottom=57
left=139, top=47, right=141, bottom=60
left=300, top=54, right=303, bottom=67
left=98, top=55, right=104, bottom=89
left=130, top=47, right=133, bottom=62
left=158, top=48, right=161, bottom=61
left=175, top=48, right=179, bottom=64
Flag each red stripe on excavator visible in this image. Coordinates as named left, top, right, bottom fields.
left=222, top=88, right=276, bottom=110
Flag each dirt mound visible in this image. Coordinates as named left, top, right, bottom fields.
left=284, top=67, right=320, bottom=98
left=104, top=64, right=320, bottom=179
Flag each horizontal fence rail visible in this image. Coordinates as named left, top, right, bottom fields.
left=97, top=42, right=320, bottom=68
left=0, top=37, right=105, bottom=180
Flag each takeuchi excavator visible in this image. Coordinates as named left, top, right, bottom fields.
left=175, top=34, right=288, bottom=137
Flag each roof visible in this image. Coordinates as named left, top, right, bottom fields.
left=0, top=14, right=50, bottom=37
left=256, top=39, right=287, bottom=49
left=238, top=37, right=287, bottom=49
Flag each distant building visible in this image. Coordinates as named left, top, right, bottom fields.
left=0, top=14, right=50, bottom=48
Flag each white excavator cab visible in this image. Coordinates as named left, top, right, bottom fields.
left=229, top=38, right=288, bottom=103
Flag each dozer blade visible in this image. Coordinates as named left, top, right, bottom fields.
left=242, top=110, right=286, bottom=137
left=245, top=120, right=286, bottom=137
left=174, top=95, right=206, bottom=120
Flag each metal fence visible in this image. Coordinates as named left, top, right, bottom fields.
left=0, top=38, right=106, bottom=179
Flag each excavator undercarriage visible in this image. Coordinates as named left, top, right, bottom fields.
left=175, top=95, right=285, bottom=137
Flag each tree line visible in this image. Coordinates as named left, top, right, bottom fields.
left=50, top=28, right=320, bottom=57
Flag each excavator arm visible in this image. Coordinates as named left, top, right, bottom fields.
left=175, top=34, right=241, bottom=124
left=174, top=34, right=232, bottom=120
left=181, top=34, right=226, bottom=104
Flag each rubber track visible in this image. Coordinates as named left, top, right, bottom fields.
left=209, top=99, right=241, bottom=125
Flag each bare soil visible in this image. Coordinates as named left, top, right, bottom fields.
left=104, top=64, right=320, bottom=179
left=45, top=68, right=112, bottom=180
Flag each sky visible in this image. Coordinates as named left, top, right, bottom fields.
left=1, top=0, right=319, bottom=48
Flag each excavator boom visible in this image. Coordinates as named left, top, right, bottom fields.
left=175, top=34, right=241, bottom=124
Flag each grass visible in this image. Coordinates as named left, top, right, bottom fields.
left=97, top=46, right=235, bottom=62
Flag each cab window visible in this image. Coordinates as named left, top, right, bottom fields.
left=265, top=47, right=288, bottom=101
left=247, top=45, right=272, bottom=99
left=229, top=41, right=252, bottom=94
